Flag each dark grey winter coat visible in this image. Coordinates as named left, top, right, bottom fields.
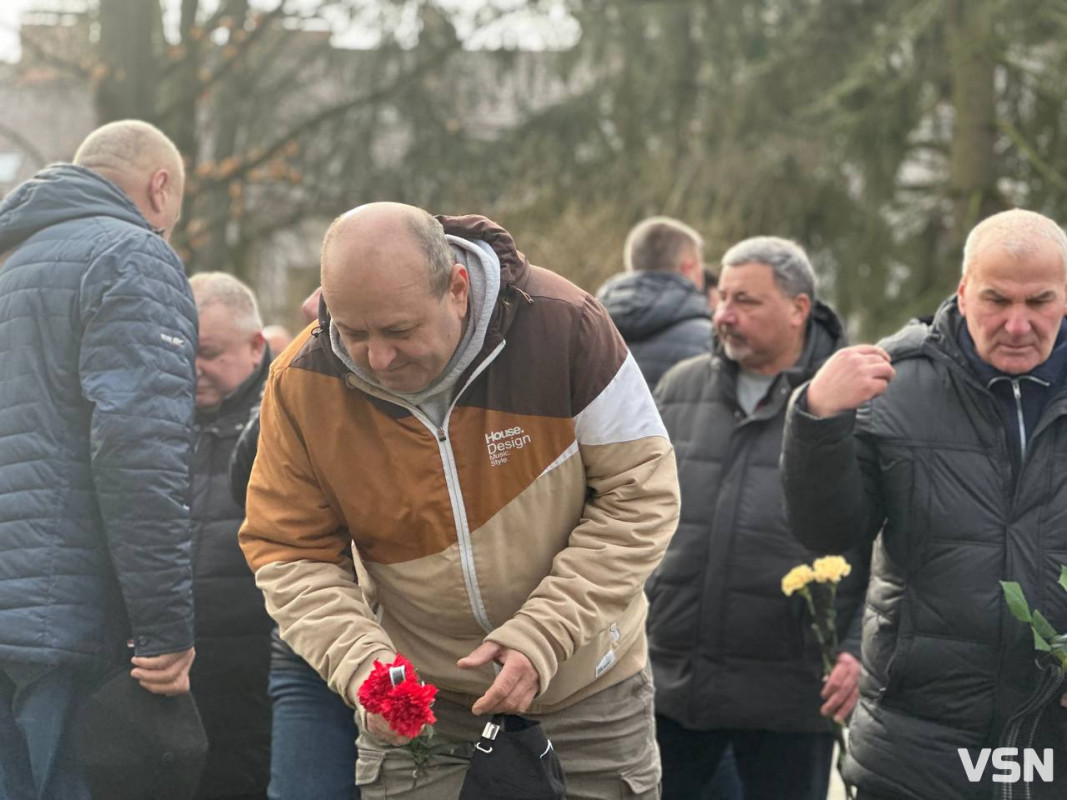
left=0, top=164, right=197, bottom=666
left=190, top=357, right=273, bottom=798
left=596, top=271, right=711, bottom=389
left=782, top=297, right=1067, bottom=800
left=648, top=300, right=868, bottom=733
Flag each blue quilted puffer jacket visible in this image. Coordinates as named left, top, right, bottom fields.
left=0, top=164, right=197, bottom=666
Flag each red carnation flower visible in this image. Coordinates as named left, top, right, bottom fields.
left=382, top=680, right=438, bottom=738
left=356, top=659, right=393, bottom=715
left=357, top=654, right=437, bottom=739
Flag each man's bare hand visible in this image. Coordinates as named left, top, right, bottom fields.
left=806, top=345, right=895, bottom=418
left=130, top=647, right=195, bottom=696
left=364, top=711, right=418, bottom=746
left=458, top=642, right=539, bottom=716
left=821, top=651, right=861, bottom=724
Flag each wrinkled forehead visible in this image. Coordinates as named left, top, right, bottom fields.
left=967, top=224, right=1067, bottom=274
left=719, top=261, right=783, bottom=296
left=966, top=237, right=1067, bottom=292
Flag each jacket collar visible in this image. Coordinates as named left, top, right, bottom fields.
left=927, top=296, right=1067, bottom=390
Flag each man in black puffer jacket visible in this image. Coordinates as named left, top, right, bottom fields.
left=650, top=236, right=869, bottom=800
left=187, top=273, right=273, bottom=799
left=229, top=286, right=361, bottom=800
left=597, top=216, right=712, bottom=389
left=783, top=209, right=1067, bottom=800
left=0, top=121, right=197, bottom=799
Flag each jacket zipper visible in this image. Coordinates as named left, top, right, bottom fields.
left=434, top=421, right=492, bottom=633
left=349, top=341, right=507, bottom=634
left=1010, top=379, right=1026, bottom=460
left=426, top=341, right=506, bottom=634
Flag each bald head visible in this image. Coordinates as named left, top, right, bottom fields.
left=75, top=120, right=183, bottom=186
left=962, top=209, right=1067, bottom=277
left=321, top=202, right=471, bottom=393
left=320, top=202, right=454, bottom=298
left=74, top=120, right=185, bottom=240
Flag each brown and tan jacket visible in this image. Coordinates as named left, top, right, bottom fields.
left=239, top=215, right=680, bottom=714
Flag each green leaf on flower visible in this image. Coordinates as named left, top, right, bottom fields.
left=1000, top=581, right=1032, bottom=623
left=1032, top=610, right=1059, bottom=641
left=1033, top=628, right=1051, bottom=652
left=1059, top=566, right=1067, bottom=594
left=1050, top=635, right=1067, bottom=663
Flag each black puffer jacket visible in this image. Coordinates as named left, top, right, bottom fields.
left=0, top=164, right=197, bottom=666
left=596, top=271, right=711, bottom=388
left=231, top=396, right=313, bottom=676
left=649, top=300, right=868, bottom=733
left=190, top=357, right=273, bottom=798
left=782, top=297, right=1067, bottom=800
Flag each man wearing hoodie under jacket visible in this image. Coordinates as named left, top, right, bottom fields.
left=649, top=236, right=869, bottom=800
left=239, top=202, right=679, bottom=799
left=0, top=121, right=197, bottom=799
left=783, top=209, right=1067, bottom=800
left=597, top=216, right=711, bottom=389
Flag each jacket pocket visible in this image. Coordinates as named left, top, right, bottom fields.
left=354, top=747, right=385, bottom=786
left=620, top=757, right=661, bottom=798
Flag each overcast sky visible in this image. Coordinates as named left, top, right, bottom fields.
left=0, top=0, right=579, bottom=62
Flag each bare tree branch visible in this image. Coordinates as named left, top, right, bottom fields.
left=0, top=119, right=49, bottom=168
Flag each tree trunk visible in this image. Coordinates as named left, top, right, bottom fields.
left=199, top=0, right=249, bottom=278
left=944, top=0, right=1001, bottom=280
left=95, top=0, right=163, bottom=123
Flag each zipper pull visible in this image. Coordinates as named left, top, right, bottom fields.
left=436, top=427, right=446, bottom=442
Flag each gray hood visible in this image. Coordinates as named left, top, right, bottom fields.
left=596, top=271, right=710, bottom=342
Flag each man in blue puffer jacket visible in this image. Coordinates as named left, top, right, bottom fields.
left=0, top=120, right=198, bottom=799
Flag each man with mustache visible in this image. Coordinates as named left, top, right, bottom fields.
left=783, top=209, right=1067, bottom=799
left=648, top=236, right=868, bottom=799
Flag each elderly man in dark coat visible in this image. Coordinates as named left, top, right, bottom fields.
left=649, top=236, right=869, bottom=800
left=187, top=272, right=273, bottom=799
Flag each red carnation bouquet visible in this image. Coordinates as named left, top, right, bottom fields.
left=358, top=654, right=438, bottom=768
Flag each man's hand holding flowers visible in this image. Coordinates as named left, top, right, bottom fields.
left=820, top=651, right=860, bottom=724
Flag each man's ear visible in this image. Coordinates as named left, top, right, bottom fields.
left=957, top=275, right=969, bottom=317
left=678, top=254, right=703, bottom=289
left=448, top=263, right=469, bottom=308
left=792, top=292, right=812, bottom=327
left=251, top=330, right=267, bottom=363
left=148, top=168, right=170, bottom=215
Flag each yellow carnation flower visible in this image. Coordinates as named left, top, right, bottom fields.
left=812, top=556, right=852, bottom=584
left=781, top=564, right=815, bottom=597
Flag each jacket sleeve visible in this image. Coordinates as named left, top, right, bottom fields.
left=781, top=384, right=886, bottom=555
left=840, top=595, right=865, bottom=658
left=486, top=296, right=680, bottom=693
left=238, top=368, right=395, bottom=705
left=78, top=235, right=197, bottom=658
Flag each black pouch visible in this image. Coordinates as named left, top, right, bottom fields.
left=76, top=668, right=208, bottom=800
left=458, top=714, right=567, bottom=800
